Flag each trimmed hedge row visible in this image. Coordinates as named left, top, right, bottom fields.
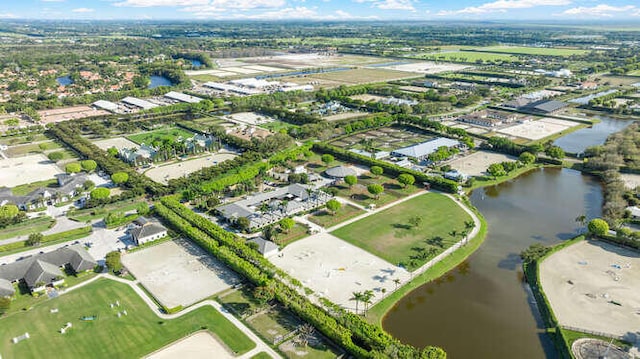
left=312, top=143, right=458, bottom=193
left=156, top=198, right=445, bottom=358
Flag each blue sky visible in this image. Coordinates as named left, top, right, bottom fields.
left=3, top=0, right=640, bottom=20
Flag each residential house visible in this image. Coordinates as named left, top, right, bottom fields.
left=0, top=245, right=97, bottom=295
left=129, top=217, right=168, bottom=245
left=248, top=237, right=279, bottom=258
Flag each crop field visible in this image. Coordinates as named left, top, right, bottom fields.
left=0, top=279, right=255, bottom=359
left=304, top=68, right=417, bottom=85
left=127, top=128, right=195, bottom=145
left=421, top=51, right=517, bottom=63
left=332, top=193, right=472, bottom=271
left=476, top=46, right=588, bottom=56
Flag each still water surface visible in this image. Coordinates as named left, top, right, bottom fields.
left=383, top=168, right=603, bottom=358
left=554, top=116, right=632, bottom=154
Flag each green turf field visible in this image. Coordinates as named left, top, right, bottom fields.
left=0, top=279, right=255, bottom=358
left=331, top=193, right=472, bottom=271
left=422, top=51, right=517, bottom=63
left=476, top=46, right=588, bottom=57
left=126, top=127, right=195, bottom=145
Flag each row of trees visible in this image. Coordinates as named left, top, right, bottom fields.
left=156, top=197, right=445, bottom=358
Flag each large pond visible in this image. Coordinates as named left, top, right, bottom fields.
left=148, top=75, right=174, bottom=89
left=554, top=116, right=633, bottom=154
left=383, top=168, right=603, bottom=359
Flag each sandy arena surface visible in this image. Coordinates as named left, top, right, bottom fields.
left=497, top=117, right=578, bottom=140
left=447, top=150, right=517, bottom=177
left=376, top=61, right=471, bottom=74
left=323, top=112, right=366, bottom=121
left=145, top=331, right=234, bottom=359
left=122, top=239, right=240, bottom=308
left=0, top=154, right=63, bottom=187
left=94, top=137, right=139, bottom=151
left=38, top=105, right=109, bottom=124
left=226, top=112, right=275, bottom=125
left=540, top=240, right=640, bottom=337
left=144, top=153, right=237, bottom=185
left=620, top=173, right=640, bottom=190
left=270, top=233, right=410, bottom=311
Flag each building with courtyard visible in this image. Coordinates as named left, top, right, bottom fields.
left=216, top=183, right=331, bottom=230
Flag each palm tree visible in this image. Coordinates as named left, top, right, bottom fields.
left=362, top=290, right=374, bottom=314
left=464, top=220, right=475, bottom=231
left=350, top=291, right=362, bottom=314
left=297, top=323, right=315, bottom=348
left=575, top=214, right=587, bottom=233
left=393, top=278, right=401, bottom=290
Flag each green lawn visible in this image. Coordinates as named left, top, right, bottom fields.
left=307, top=204, right=364, bottom=228
left=331, top=193, right=472, bottom=271
left=251, top=352, right=272, bottom=359
left=0, top=279, right=256, bottom=358
left=67, top=200, right=142, bottom=222
left=259, top=120, right=298, bottom=133
left=476, top=46, right=588, bottom=57
left=126, top=127, right=195, bottom=145
left=0, top=217, right=56, bottom=241
left=275, top=223, right=309, bottom=247
left=421, top=51, right=517, bottom=63
left=12, top=179, right=59, bottom=196
left=0, top=226, right=92, bottom=255
left=331, top=175, right=420, bottom=208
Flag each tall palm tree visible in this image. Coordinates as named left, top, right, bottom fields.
left=575, top=214, right=587, bottom=233
left=350, top=291, right=362, bottom=315
left=362, top=290, right=374, bottom=314
left=464, top=220, right=475, bottom=230
left=393, top=278, right=401, bottom=290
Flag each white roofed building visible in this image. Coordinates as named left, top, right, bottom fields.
left=391, top=138, right=461, bottom=161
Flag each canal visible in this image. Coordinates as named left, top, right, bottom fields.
left=383, top=168, right=603, bottom=358
left=554, top=116, right=632, bottom=154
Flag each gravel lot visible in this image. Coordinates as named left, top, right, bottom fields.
left=122, top=239, right=240, bottom=308
left=270, top=233, right=410, bottom=312
left=540, top=240, right=640, bottom=337
left=0, top=154, right=63, bottom=187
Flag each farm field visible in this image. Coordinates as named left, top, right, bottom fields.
left=332, top=193, right=472, bottom=271
left=421, top=51, right=517, bottom=63
left=304, top=68, right=418, bottom=85
left=476, top=46, right=588, bottom=56
left=0, top=279, right=255, bottom=359
left=127, top=128, right=195, bottom=145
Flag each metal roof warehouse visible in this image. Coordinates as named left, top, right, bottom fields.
left=391, top=137, right=460, bottom=160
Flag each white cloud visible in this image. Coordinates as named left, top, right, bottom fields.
left=181, top=0, right=286, bottom=13
left=71, top=8, right=95, bottom=13
left=191, top=6, right=377, bottom=20
left=558, top=4, right=636, bottom=17
left=353, top=0, right=415, bottom=11
left=438, top=0, right=570, bottom=16
left=114, top=0, right=209, bottom=7
left=0, top=13, right=17, bottom=19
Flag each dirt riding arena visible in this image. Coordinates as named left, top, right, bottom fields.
left=540, top=240, right=640, bottom=337
left=447, top=151, right=517, bottom=177
left=94, top=137, right=139, bottom=151
left=122, top=239, right=240, bottom=308
left=270, top=233, right=410, bottom=312
left=144, top=153, right=237, bottom=185
left=497, top=118, right=579, bottom=141
left=0, top=154, right=63, bottom=187
left=226, top=112, right=275, bottom=126
left=375, top=61, right=471, bottom=74
left=38, top=106, right=109, bottom=124
left=145, top=331, right=234, bottom=359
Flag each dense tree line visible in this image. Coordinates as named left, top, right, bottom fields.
left=156, top=198, right=445, bottom=358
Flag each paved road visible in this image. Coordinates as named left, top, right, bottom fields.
left=66, top=275, right=281, bottom=359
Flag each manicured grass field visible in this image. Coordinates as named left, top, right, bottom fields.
left=331, top=193, right=471, bottom=270
left=275, top=223, right=309, bottom=247
left=307, top=204, right=364, bottom=228
left=0, top=279, right=255, bottom=359
left=67, top=199, right=142, bottom=222
left=477, top=46, right=588, bottom=57
left=126, top=127, right=195, bottom=145
left=422, top=51, right=517, bottom=63
left=0, top=216, right=56, bottom=241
